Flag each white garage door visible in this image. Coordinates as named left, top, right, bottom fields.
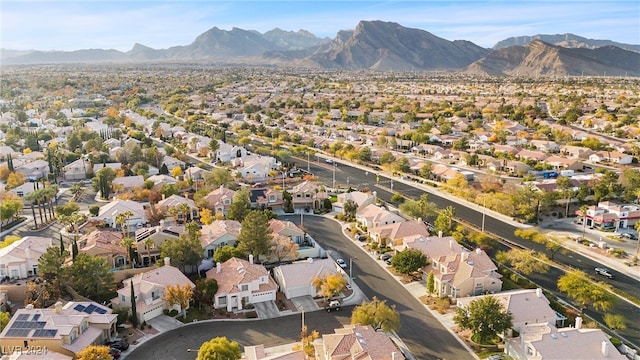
left=286, top=286, right=310, bottom=299
left=252, top=291, right=275, bottom=303
left=143, top=305, right=164, bottom=321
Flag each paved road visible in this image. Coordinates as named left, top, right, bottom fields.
left=128, top=307, right=352, bottom=359
left=293, top=158, right=640, bottom=347
left=283, top=215, right=474, bottom=360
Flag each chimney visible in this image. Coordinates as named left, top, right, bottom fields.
left=449, top=239, right=454, bottom=250
left=216, top=262, right=221, bottom=273
left=162, top=193, right=166, bottom=200
left=575, top=316, right=582, bottom=329
left=164, top=257, right=170, bottom=266
left=25, top=304, right=34, bottom=310
left=249, top=254, right=254, bottom=264
left=461, top=251, right=469, bottom=261
left=475, top=248, right=482, bottom=255
left=55, top=301, right=63, bottom=314
left=159, top=219, right=165, bottom=230
left=438, top=231, right=443, bottom=238
left=25, top=246, right=31, bottom=259
left=601, top=340, right=609, bottom=356
left=220, top=184, right=224, bottom=190
left=536, top=288, right=543, bottom=298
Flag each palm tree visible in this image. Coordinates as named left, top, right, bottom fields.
left=178, top=203, right=192, bottom=223
left=70, top=212, right=88, bottom=243
left=120, top=237, right=136, bottom=268
left=168, top=207, right=180, bottom=225
left=23, top=191, right=39, bottom=228
left=115, top=210, right=134, bottom=237
left=143, top=237, right=155, bottom=266
left=579, top=204, right=589, bottom=241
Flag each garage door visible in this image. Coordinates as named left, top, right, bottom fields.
left=143, top=305, right=164, bottom=321
left=252, top=291, right=275, bottom=303
left=286, top=286, right=309, bottom=299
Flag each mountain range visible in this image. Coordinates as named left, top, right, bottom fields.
left=2, top=20, right=639, bottom=77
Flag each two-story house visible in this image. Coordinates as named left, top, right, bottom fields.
left=0, top=236, right=52, bottom=280
left=135, top=221, right=183, bottom=266
left=355, top=204, right=405, bottom=230
left=332, top=191, right=377, bottom=214
left=156, top=194, right=199, bottom=223
left=111, top=260, right=195, bottom=322
left=200, top=220, right=242, bottom=259
left=201, top=185, right=236, bottom=216
left=0, top=301, right=117, bottom=358
left=77, top=230, right=126, bottom=269
left=369, top=220, right=430, bottom=247
left=290, top=181, right=329, bottom=211
left=90, top=199, right=147, bottom=230
left=207, top=256, right=277, bottom=312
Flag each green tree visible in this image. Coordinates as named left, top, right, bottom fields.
left=453, top=296, right=513, bottom=344
left=399, top=193, right=438, bottom=221
left=160, top=234, right=203, bottom=274
left=390, top=248, right=429, bottom=276
left=93, top=166, right=116, bottom=200
left=426, top=271, right=435, bottom=296
left=164, top=284, right=194, bottom=319
left=68, top=254, right=114, bottom=298
left=197, top=336, right=242, bottom=360
left=130, top=279, right=138, bottom=328
left=350, top=296, right=400, bottom=332
left=390, top=192, right=405, bottom=204
left=343, top=199, right=358, bottom=222
left=495, top=249, right=549, bottom=275
left=120, top=237, right=137, bottom=268
left=55, top=201, right=80, bottom=218
left=213, top=245, right=246, bottom=264
left=312, top=273, right=348, bottom=301
left=557, top=270, right=616, bottom=314
left=194, top=278, right=218, bottom=309
left=38, top=246, right=68, bottom=283
left=203, top=168, right=232, bottom=187
left=237, top=210, right=272, bottom=264
left=0, top=311, right=9, bottom=332
left=604, top=313, right=627, bottom=330
left=226, top=188, right=251, bottom=222
left=434, top=206, right=456, bottom=236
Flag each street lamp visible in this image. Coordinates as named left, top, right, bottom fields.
left=332, top=163, right=336, bottom=188
left=481, top=196, right=487, bottom=233
left=349, top=257, right=357, bottom=285
left=307, top=151, right=310, bottom=173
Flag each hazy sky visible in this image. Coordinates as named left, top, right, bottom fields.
left=2, top=1, right=639, bottom=51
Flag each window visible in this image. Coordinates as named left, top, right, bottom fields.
left=241, top=284, right=248, bottom=292
left=152, top=291, right=160, bottom=300
left=120, top=295, right=126, bottom=302
left=0, top=264, right=6, bottom=277
left=218, top=296, right=227, bottom=305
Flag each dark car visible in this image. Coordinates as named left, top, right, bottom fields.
left=384, top=256, right=393, bottom=265
left=356, top=234, right=367, bottom=242
left=595, top=267, right=615, bottom=279
left=108, top=339, right=129, bottom=351
left=109, top=348, right=121, bottom=359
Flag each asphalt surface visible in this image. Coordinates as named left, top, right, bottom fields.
left=284, top=215, right=474, bottom=360
left=296, top=157, right=640, bottom=347
left=129, top=308, right=352, bottom=360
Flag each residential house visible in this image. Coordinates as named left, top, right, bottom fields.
left=529, top=140, right=560, bottom=153
left=250, top=188, right=284, bottom=211
left=273, top=258, right=343, bottom=299
left=156, top=194, right=199, bottom=223
left=201, top=185, right=236, bottom=215
left=207, top=257, right=277, bottom=312
left=62, top=158, right=90, bottom=181
left=160, top=155, right=185, bottom=172
left=92, top=162, right=121, bottom=174
left=146, top=174, right=177, bottom=187
left=457, top=288, right=561, bottom=337
left=113, top=175, right=145, bottom=192
left=77, top=230, right=126, bottom=269
left=314, top=324, right=404, bottom=360
left=368, top=220, right=429, bottom=247
left=200, top=220, right=241, bottom=259
left=433, top=248, right=502, bottom=298
left=135, top=221, right=183, bottom=266
left=516, top=150, right=547, bottom=163
left=356, top=204, right=406, bottom=230
left=9, top=182, right=37, bottom=198
left=0, top=301, right=117, bottom=358
left=269, top=219, right=320, bottom=259
left=216, top=142, right=248, bottom=163
left=16, top=159, right=49, bottom=181
left=560, top=145, right=594, bottom=159
left=239, top=162, right=270, bottom=183
left=111, top=260, right=195, bottom=321
left=90, top=199, right=146, bottom=230
left=543, top=156, right=583, bottom=171
left=332, top=191, right=377, bottom=214
left=505, top=317, right=625, bottom=360
left=589, top=151, right=634, bottom=165
left=290, top=181, right=328, bottom=211
left=0, top=236, right=51, bottom=280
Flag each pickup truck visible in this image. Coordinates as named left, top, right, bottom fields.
left=326, top=300, right=341, bottom=312
left=595, top=267, right=615, bottom=279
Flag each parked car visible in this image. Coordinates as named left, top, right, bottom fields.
left=379, top=253, right=391, bottom=261
left=108, top=340, right=129, bottom=351
left=621, top=233, right=638, bottom=240
left=336, top=258, right=347, bottom=269
left=325, top=158, right=333, bottom=164
left=384, top=256, right=393, bottom=265
left=356, top=234, right=367, bottom=242
left=595, top=267, right=615, bottom=279
left=109, top=348, right=121, bottom=359
left=326, top=299, right=341, bottom=312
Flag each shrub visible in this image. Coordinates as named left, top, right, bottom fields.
left=610, top=337, right=622, bottom=347
left=608, top=248, right=627, bottom=258
left=246, top=311, right=258, bottom=318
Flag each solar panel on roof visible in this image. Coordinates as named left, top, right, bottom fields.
left=74, top=304, right=86, bottom=312
left=32, top=314, right=40, bottom=321
left=95, top=308, right=107, bottom=314
left=10, top=321, right=26, bottom=329
left=33, top=329, right=56, bottom=337
left=16, top=314, right=29, bottom=321
left=84, top=304, right=97, bottom=314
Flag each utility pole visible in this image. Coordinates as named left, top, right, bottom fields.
left=481, top=196, right=487, bottom=233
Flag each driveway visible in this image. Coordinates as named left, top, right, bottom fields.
left=253, top=301, right=281, bottom=319
left=147, top=315, right=183, bottom=332
left=290, top=296, right=319, bottom=312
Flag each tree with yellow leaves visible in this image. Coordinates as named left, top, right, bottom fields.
left=171, top=166, right=183, bottom=178
left=76, top=345, right=111, bottom=360
left=199, top=208, right=214, bottom=225
left=164, top=283, right=194, bottom=319
left=6, top=171, right=26, bottom=189
left=312, top=273, right=347, bottom=302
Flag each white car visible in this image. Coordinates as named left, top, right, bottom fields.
left=336, top=258, right=347, bottom=269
